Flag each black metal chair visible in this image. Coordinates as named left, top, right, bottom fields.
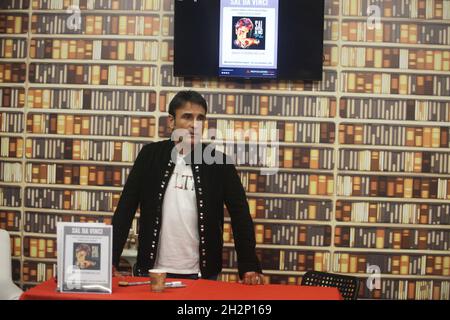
left=301, top=271, right=360, bottom=300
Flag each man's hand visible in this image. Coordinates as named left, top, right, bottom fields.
left=241, top=272, right=265, bottom=285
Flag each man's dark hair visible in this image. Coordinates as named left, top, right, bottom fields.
left=168, top=90, right=208, bottom=117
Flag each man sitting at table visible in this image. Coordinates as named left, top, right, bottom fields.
left=112, top=90, right=264, bottom=285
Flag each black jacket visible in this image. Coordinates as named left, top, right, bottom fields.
left=112, top=139, right=262, bottom=278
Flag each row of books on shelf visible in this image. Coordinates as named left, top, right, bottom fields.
left=338, top=149, right=450, bottom=174
left=222, top=247, right=330, bottom=272
left=3, top=139, right=449, bottom=175
left=32, top=0, right=161, bottom=10
left=0, top=111, right=23, bottom=133
left=4, top=196, right=450, bottom=228
left=0, top=210, right=21, bottom=231
left=335, top=226, right=450, bottom=251
left=0, top=14, right=28, bottom=34
left=1, top=94, right=448, bottom=125
left=342, top=72, right=450, bottom=96
left=23, top=260, right=56, bottom=283
left=2, top=71, right=450, bottom=98
left=31, top=14, right=162, bottom=36
left=9, top=63, right=344, bottom=92
left=368, top=278, right=450, bottom=300
left=246, top=198, right=333, bottom=221
left=214, top=119, right=334, bottom=144
left=0, top=161, right=22, bottom=182
left=24, top=138, right=145, bottom=161
left=277, top=147, right=334, bottom=170
left=339, top=124, right=450, bottom=148
left=26, top=113, right=156, bottom=137
left=222, top=223, right=450, bottom=250
left=24, top=187, right=121, bottom=211
left=336, top=201, right=450, bottom=225
left=223, top=223, right=332, bottom=247
left=0, top=0, right=29, bottom=9
left=6, top=202, right=450, bottom=235
left=1, top=137, right=146, bottom=161
left=341, top=47, right=450, bottom=71
left=24, top=163, right=131, bottom=186
left=159, top=91, right=337, bottom=118
left=342, top=0, right=450, bottom=20
left=4, top=198, right=331, bottom=233
left=5, top=91, right=446, bottom=122
left=4, top=204, right=450, bottom=236
left=29, top=63, right=158, bottom=86
left=197, top=145, right=333, bottom=171
left=5, top=92, right=448, bottom=124
left=339, top=98, right=450, bottom=122
left=0, top=88, right=25, bottom=108
left=19, top=87, right=450, bottom=122
left=27, top=88, right=157, bottom=111
left=223, top=248, right=450, bottom=276
left=0, top=63, right=26, bottom=83
left=5, top=169, right=450, bottom=202
left=4, top=116, right=450, bottom=149
left=0, top=146, right=335, bottom=183
left=16, top=89, right=450, bottom=124
left=336, top=175, right=450, bottom=199
left=333, top=252, right=450, bottom=276
left=238, top=171, right=334, bottom=196
left=6, top=168, right=335, bottom=197
left=10, top=234, right=21, bottom=256
left=0, top=38, right=27, bottom=59
left=0, top=137, right=23, bottom=157
left=160, top=65, right=338, bottom=92
left=0, top=186, right=20, bottom=207
left=323, top=45, right=339, bottom=67
left=1, top=209, right=119, bottom=234
left=341, top=21, right=450, bottom=45
left=3, top=201, right=448, bottom=235
left=23, top=236, right=56, bottom=258
left=30, top=38, right=162, bottom=62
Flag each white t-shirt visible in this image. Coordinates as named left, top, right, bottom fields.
left=154, top=153, right=200, bottom=274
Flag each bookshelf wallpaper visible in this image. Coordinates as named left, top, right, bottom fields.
left=1, top=0, right=449, bottom=299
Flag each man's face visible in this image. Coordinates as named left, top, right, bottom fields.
left=169, top=102, right=206, bottom=146
left=236, top=26, right=249, bottom=40
left=76, top=250, right=87, bottom=262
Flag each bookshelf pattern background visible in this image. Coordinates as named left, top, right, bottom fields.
left=1, top=0, right=449, bottom=299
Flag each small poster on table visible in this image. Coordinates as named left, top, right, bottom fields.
left=57, top=222, right=112, bottom=294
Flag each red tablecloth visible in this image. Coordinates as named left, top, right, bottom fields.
left=20, top=277, right=342, bottom=300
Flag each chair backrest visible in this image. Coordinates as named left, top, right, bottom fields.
left=301, top=271, right=360, bottom=300
left=0, top=229, right=23, bottom=300
left=0, top=229, right=13, bottom=282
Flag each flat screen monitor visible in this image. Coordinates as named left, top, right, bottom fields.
left=174, top=0, right=325, bottom=80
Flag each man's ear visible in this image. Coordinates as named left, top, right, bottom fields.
left=168, top=114, right=175, bottom=131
